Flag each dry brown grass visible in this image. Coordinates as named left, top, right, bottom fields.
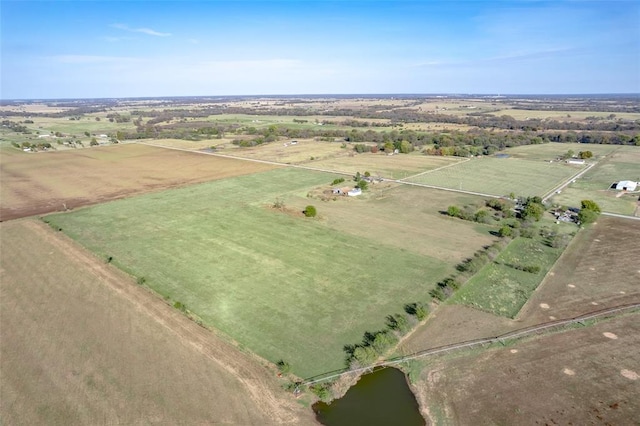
left=517, top=216, right=640, bottom=324
left=0, top=219, right=316, bottom=425
left=0, top=143, right=278, bottom=220
left=414, top=312, right=640, bottom=425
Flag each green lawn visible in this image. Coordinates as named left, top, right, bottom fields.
left=504, top=143, right=618, bottom=161
left=406, top=157, right=584, bottom=197
left=449, top=234, right=570, bottom=318
left=45, top=168, right=455, bottom=377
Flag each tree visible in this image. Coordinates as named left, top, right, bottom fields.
left=447, top=205, right=461, bottom=217
left=521, top=200, right=545, bottom=222
left=498, top=225, right=513, bottom=237
left=578, top=199, right=601, bottom=224
left=580, top=199, right=601, bottom=214
left=578, top=150, right=593, bottom=159
left=356, top=179, right=368, bottom=191
left=303, top=205, right=317, bottom=217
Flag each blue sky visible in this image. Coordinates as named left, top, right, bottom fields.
left=2, top=1, right=639, bottom=99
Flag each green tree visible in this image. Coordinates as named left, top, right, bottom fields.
left=447, top=205, right=461, bottom=217
left=580, top=199, right=601, bottom=214
left=303, top=205, right=317, bottom=217
left=522, top=202, right=545, bottom=222
left=578, top=150, right=593, bottom=159
left=578, top=199, right=601, bottom=224
left=356, top=179, right=368, bottom=191
left=399, top=140, right=413, bottom=154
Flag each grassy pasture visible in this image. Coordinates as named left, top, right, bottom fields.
left=218, top=138, right=349, bottom=163
left=504, top=142, right=619, bottom=161
left=449, top=233, right=572, bottom=318
left=0, top=220, right=313, bottom=425
left=311, top=152, right=462, bottom=179
left=406, top=156, right=584, bottom=197
left=302, top=184, right=496, bottom=264
left=44, top=168, right=471, bottom=377
left=549, top=146, right=640, bottom=215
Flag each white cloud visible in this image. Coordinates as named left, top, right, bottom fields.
left=111, top=23, right=171, bottom=37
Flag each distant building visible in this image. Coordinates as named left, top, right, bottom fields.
left=566, top=159, right=585, bottom=165
left=347, top=188, right=362, bottom=197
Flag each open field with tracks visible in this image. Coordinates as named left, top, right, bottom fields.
left=413, top=312, right=640, bottom=425
left=43, top=167, right=493, bottom=378
left=406, top=156, right=585, bottom=197
left=0, top=143, right=277, bottom=221
left=0, top=219, right=315, bottom=425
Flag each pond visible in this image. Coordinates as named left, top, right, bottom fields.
left=312, top=367, right=425, bottom=426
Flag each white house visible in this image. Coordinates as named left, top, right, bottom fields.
left=566, top=159, right=585, bottom=165
left=347, top=188, right=362, bottom=197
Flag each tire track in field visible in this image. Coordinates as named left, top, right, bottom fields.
left=23, top=219, right=306, bottom=424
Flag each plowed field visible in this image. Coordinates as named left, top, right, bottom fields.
left=0, top=143, right=277, bottom=221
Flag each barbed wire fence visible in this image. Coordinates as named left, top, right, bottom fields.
left=297, top=302, right=640, bottom=391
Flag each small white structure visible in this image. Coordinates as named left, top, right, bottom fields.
left=347, top=188, right=362, bottom=197
left=566, top=159, right=585, bottom=165
left=614, top=181, right=638, bottom=191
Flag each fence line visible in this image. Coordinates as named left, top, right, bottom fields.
left=300, top=302, right=640, bottom=387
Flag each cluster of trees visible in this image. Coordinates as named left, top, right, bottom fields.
left=447, top=198, right=515, bottom=224
left=431, top=240, right=509, bottom=302
left=578, top=199, right=601, bottom=224
left=344, top=303, right=427, bottom=369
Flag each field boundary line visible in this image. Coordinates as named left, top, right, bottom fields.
left=541, top=162, right=595, bottom=202
left=400, top=157, right=470, bottom=181
left=299, top=303, right=640, bottom=387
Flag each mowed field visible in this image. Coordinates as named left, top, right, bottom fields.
left=503, top=142, right=619, bottom=161
left=414, top=312, right=640, bottom=425
left=0, top=143, right=277, bottom=221
left=550, top=146, right=640, bottom=215
left=406, top=156, right=584, bottom=197
left=43, top=167, right=492, bottom=378
left=311, top=153, right=462, bottom=180
left=0, top=219, right=315, bottom=425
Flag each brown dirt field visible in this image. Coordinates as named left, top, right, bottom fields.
left=0, top=219, right=317, bottom=425
left=517, top=216, right=640, bottom=325
left=0, top=143, right=277, bottom=221
left=414, top=312, right=640, bottom=425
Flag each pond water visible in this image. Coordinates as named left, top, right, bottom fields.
left=312, top=367, right=425, bottom=426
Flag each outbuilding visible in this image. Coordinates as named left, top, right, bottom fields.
left=613, top=180, right=638, bottom=191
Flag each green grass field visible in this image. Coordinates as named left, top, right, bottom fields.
left=449, top=233, right=571, bottom=318
left=44, top=168, right=466, bottom=378
left=549, top=146, right=640, bottom=215
left=406, top=157, right=584, bottom=197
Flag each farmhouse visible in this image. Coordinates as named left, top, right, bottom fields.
left=347, top=188, right=362, bottom=196
left=611, top=180, right=638, bottom=191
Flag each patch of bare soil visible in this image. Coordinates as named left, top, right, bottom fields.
left=0, top=219, right=316, bottom=425
left=415, top=313, right=640, bottom=425
left=0, top=144, right=278, bottom=221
